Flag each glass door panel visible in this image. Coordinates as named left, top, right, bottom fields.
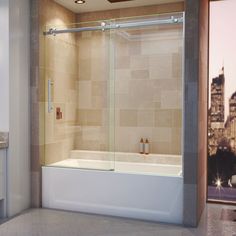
left=113, top=13, right=184, bottom=173
left=43, top=21, right=115, bottom=170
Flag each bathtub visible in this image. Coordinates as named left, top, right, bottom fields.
left=42, top=151, right=183, bottom=224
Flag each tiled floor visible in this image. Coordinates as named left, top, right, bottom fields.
left=0, top=204, right=236, bottom=236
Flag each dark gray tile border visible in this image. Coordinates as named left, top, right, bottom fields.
left=183, top=0, right=209, bottom=227
left=183, top=183, right=197, bottom=227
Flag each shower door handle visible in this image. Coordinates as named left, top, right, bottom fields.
left=48, top=79, right=54, bottom=113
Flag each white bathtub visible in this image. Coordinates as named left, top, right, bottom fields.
left=42, top=151, right=183, bottom=224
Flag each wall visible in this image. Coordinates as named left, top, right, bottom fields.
left=76, top=4, right=184, bottom=155
left=197, top=0, right=208, bottom=223
left=183, top=0, right=209, bottom=227
left=31, top=0, right=77, bottom=206
left=77, top=3, right=184, bottom=22
left=76, top=20, right=183, bottom=154
left=8, top=0, right=31, bottom=218
left=0, top=1, right=9, bottom=132
left=76, top=30, right=111, bottom=152
left=43, top=11, right=78, bottom=165
left=114, top=22, right=183, bottom=154
left=0, top=0, right=31, bottom=217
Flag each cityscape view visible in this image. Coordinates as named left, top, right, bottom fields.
left=208, top=67, right=236, bottom=202
left=208, top=0, right=236, bottom=203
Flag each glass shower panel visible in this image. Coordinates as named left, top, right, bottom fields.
left=44, top=21, right=115, bottom=170
left=114, top=13, right=184, bottom=164
left=42, top=13, right=184, bottom=174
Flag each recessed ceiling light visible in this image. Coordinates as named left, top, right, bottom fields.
left=75, top=0, right=85, bottom=4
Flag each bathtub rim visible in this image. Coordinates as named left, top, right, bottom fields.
left=44, top=162, right=183, bottom=178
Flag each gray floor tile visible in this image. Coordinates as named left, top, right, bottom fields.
left=0, top=204, right=235, bottom=236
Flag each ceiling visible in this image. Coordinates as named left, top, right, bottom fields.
left=54, top=0, right=183, bottom=13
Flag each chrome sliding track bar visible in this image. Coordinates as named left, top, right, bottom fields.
left=44, top=16, right=183, bottom=36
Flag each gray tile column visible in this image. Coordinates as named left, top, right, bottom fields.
left=183, top=0, right=209, bottom=227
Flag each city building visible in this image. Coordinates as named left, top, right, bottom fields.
left=229, top=92, right=236, bottom=118
left=208, top=67, right=225, bottom=155
left=225, top=92, right=236, bottom=153
left=210, top=67, right=225, bottom=127
left=209, top=67, right=236, bottom=155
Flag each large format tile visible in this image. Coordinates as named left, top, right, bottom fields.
left=0, top=204, right=236, bottom=236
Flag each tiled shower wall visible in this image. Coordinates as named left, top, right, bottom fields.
left=75, top=30, right=111, bottom=152
left=76, top=7, right=184, bottom=155
left=114, top=26, right=183, bottom=154
left=44, top=24, right=78, bottom=165
left=75, top=27, right=183, bottom=155
left=31, top=0, right=77, bottom=206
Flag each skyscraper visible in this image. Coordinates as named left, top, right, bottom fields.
left=210, top=67, right=225, bottom=129
left=225, top=91, right=236, bottom=153
left=208, top=67, right=225, bottom=155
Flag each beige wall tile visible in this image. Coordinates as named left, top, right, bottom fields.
left=77, top=109, right=87, bottom=126
left=172, top=52, right=183, bottom=79
left=149, top=54, right=173, bottom=80
left=45, top=142, right=63, bottom=165
left=129, top=41, right=141, bottom=56
left=115, top=56, right=130, bottom=70
left=152, top=127, right=172, bottom=142
left=78, top=37, right=92, bottom=60
left=78, top=59, right=91, bottom=81
left=138, top=110, right=155, bottom=127
left=155, top=110, right=173, bottom=127
left=81, top=127, right=102, bottom=142
left=115, top=127, right=152, bottom=153
left=78, top=81, right=92, bottom=108
left=92, top=81, right=107, bottom=97
left=78, top=109, right=102, bottom=126
left=120, top=110, right=138, bottom=127
left=172, top=109, right=182, bottom=128
left=87, top=109, right=102, bottom=126
left=115, top=78, right=129, bottom=94
left=77, top=2, right=184, bottom=22
left=91, top=58, right=109, bottom=81
left=151, top=141, right=171, bottom=154
left=65, top=103, right=77, bottom=122
left=161, top=90, right=182, bottom=109
left=92, top=96, right=107, bottom=109
left=131, top=70, right=149, bottom=80
left=130, top=55, right=149, bottom=70
left=116, top=69, right=131, bottom=81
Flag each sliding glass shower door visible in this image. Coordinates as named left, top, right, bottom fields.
left=42, top=13, right=184, bottom=172
left=43, top=21, right=115, bottom=170
left=113, top=14, right=184, bottom=160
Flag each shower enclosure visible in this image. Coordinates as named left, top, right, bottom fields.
left=42, top=12, right=184, bottom=224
